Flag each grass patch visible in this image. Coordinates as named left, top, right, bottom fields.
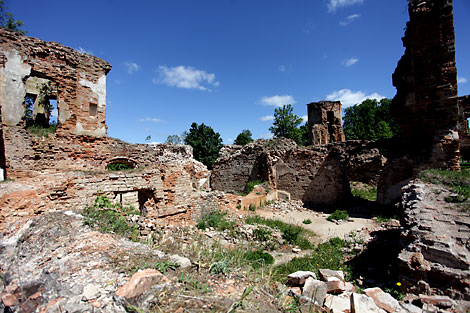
left=107, top=163, right=133, bottom=171
left=244, top=250, right=274, bottom=269
left=245, top=215, right=314, bottom=249
left=350, top=182, right=377, bottom=201
left=274, top=237, right=350, bottom=282
left=83, top=196, right=139, bottom=241
left=244, top=180, right=264, bottom=195
left=302, top=219, right=312, bottom=225
left=196, top=209, right=235, bottom=231
left=420, top=167, right=470, bottom=211
left=27, top=123, right=57, bottom=137
left=327, top=209, right=349, bottom=221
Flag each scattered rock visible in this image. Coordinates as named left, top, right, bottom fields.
left=115, top=269, right=170, bottom=300
left=287, top=271, right=317, bottom=286
left=325, top=277, right=346, bottom=294
left=419, top=294, right=456, bottom=308
left=351, top=293, right=387, bottom=313
left=364, top=287, right=400, bottom=313
left=301, top=277, right=327, bottom=306
left=169, top=254, right=192, bottom=269
left=324, top=293, right=351, bottom=313
left=319, top=269, right=345, bottom=282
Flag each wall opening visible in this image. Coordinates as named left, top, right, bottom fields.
left=49, top=98, right=58, bottom=125
left=89, top=103, right=97, bottom=117
left=24, top=93, right=36, bottom=127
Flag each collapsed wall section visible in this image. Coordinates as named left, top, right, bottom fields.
left=211, top=139, right=385, bottom=207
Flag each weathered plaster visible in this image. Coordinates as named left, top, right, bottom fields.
left=76, top=121, right=107, bottom=137
left=0, top=49, right=31, bottom=126
left=79, top=74, right=107, bottom=109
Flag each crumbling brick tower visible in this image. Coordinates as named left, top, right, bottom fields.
left=307, top=100, right=345, bottom=145
left=391, top=0, right=460, bottom=170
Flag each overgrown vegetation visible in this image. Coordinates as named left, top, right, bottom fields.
left=419, top=166, right=470, bottom=211
left=107, top=163, right=133, bottom=171
left=26, top=123, right=57, bottom=137
left=244, top=250, right=274, bottom=269
left=244, top=179, right=264, bottom=195
left=234, top=129, right=254, bottom=146
left=327, top=209, right=349, bottom=221
left=196, top=209, right=235, bottom=231
left=0, top=0, right=26, bottom=34
left=350, top=182, right=377, bottom=202
left=274, top=237, right=353, bottom=282
left=245, top=215, right=314, bottom=249
left=82, top=195, right=139, bottom=241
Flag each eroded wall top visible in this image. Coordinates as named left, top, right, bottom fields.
left=0, top=28, right=111, bottom=137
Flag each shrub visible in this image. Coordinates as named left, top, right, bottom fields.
left=196, top=210, right=235, bottom=231
left=302, top=219, right=312, bottom=224
left=327, top=210, right=349, bottom=221
left=244, top=250, right=274, bottom=269
left=249, top=203, right=256, bottom=211
left=253, top=227, right=272, bottom=242
left=107, top=163, right=133, bottom=171
left=83, top=196, right=138, bottom=241
left=245, top=180, right=264, bottom=195
left=245, top=215, right=313, bottom=249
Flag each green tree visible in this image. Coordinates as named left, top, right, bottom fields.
left=165, top=135, right=181, bottom=144
left=298, top=122, right=310, bottom=146
left=234, top=129, right=253, bottom=145
left=269, top=104, right=303, bottom=144
left=0, top=1, right=26, bottom=34
left=184, top=122, right=223, bottom=169
left=343, top=98, right=399, bottom=140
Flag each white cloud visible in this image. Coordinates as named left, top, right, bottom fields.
left=339, top=14, right=361, bottom=26
left=226, top=138, right=234, bottom=143
left=155, top=65, right=219, bottom=91
left=279, top=65, right=286, bottom=72
left=327, top=0, right=364, bottom=13
left=77, top=47, right=93, bottom=55
left=124, top=62, right=140, bottom=74
left=259, top=133, right=274, bottom=139
left=342, top=58, right=359, bottom=67
left=260, top=115, right=274, bottom=122
left=458, top=77, right=467, bottom=84
left=138, top=117, right=161, bottom=123
left=326, top=89, right=384, bottom=108
left=302, top=115, right=308, bottom=123
left=261, top=94, right=296, bottom=107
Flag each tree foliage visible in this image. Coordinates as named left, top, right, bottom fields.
left=234, top=129, right=253, bottom=146
left=0, top=1, right=26, bottom=34
left=343, top=98, right=400, bottom=141
left=165, top=134, right=181, bottom=144
left=184, top=122, right=223, bottom=169
left=269, top=104, right=304, bottom=145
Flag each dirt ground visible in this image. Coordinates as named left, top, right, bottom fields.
left=257, top=209, right=377, bottom=243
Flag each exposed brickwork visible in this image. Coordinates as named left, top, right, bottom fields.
left=211, top=139, right=385, bottom=207
left=307, top=101, right=345, bottom=146
left=379, top=0, right=461, bottom=205
left=0, top=28, right=111, bottom=137
left=391, top=0, right=459, bottom=169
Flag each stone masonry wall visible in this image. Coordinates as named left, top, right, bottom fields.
left=307, top=101, right=345, bottom=146
left=0, top=28, right=111, bottom=137
left=390, top=0, right=459, bottom=169
left=378, top=0, right=461, bottom=205
left=211, top=139, right=385, bottom=207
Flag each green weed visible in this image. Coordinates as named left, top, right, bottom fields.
left=196, top=210, right=235, bottom=231
left=244, top=250, right=274, bottom=269
left=327, top=210, right=349, bottom=221
left=302, top=219, right=312, bottom=224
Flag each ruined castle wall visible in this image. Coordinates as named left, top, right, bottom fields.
left=211, top=139, right=385, bottom=207
left=378, top=0, right=461, bottom=205
left=390, top=0, right=459, bottom=169
left=307, top=101, right=345, bottom=146
left=0, top=28, right=111, bottom=136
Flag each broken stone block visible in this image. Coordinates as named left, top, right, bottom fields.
left=115, top=269, right=170, bottom=300
left=319, top=268, right=345, bottom=282
left=364, top=287, right=400, bottom=313
left=324, top=293, right=351, bottom=313
left=301, top=277, right=327, bottom=307
left=277, top=190, right=291, bottom=201
left=419, top=294, right=456, bottom=308
left=326, top=277, right=346, bottom=294
left=287, top=271, right=317, bottom=286
left=169, top=254, right=191, bottom=269
left=400, top=302, right=422, bottom=313
left=351, top=293, right=387, bottom=313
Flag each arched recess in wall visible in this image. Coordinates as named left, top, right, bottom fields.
left=106, top=157, right=137, bottom=171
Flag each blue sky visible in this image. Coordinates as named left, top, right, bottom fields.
left=8, top=0, right=470, bottom=144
